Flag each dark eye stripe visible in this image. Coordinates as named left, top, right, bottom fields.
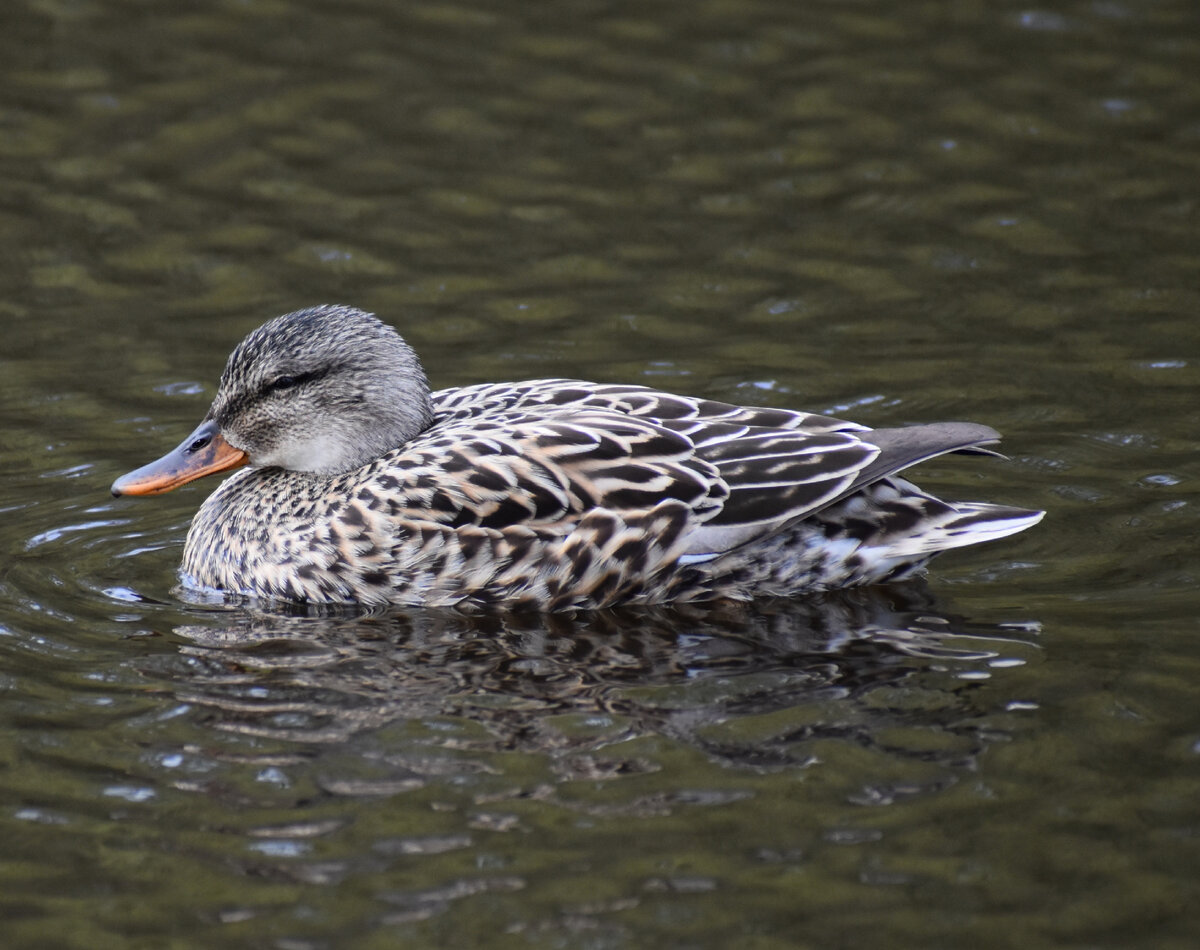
left=261, top=367, right=327, bottom=396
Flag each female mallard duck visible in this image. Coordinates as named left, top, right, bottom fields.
left=112, top=305, right=1042, bottom=610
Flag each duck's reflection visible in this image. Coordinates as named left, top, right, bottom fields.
left=162, top=583, right=1038, bottom=779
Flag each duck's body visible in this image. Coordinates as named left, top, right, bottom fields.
left=113, top=306, right=1042, bottom=610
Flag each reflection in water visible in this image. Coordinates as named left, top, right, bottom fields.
left=158, top=585, right=1038, bottom=784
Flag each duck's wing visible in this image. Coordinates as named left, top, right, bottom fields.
left=379, top=404, right=888, bottom=544
left=409, top=385, right=1008, bottom=560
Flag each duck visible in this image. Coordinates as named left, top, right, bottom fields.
left=111, top=305, right=1043, bottom=610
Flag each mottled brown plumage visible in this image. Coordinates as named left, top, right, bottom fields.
left=113, top=305, right=1043, bottom=609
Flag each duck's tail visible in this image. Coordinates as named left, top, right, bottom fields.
left=878, top=502, right=1045, bottom=559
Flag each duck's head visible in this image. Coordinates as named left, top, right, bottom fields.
left=112, top=305, right=434, bottom=496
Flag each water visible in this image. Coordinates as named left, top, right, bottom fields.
left=2, top=0, right=1198, bottom=947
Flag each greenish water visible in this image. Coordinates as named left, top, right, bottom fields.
left=2, top=0, right=1198, bottom=947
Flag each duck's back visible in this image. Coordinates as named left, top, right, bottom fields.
left=431, top=378, right=863, bottom=435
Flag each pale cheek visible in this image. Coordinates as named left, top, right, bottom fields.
left=256, top=433, right=350, bottom=474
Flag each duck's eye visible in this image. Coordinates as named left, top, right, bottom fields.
left=261, top=368, right=324, bottom=397
left=266, top=375, right=299, bottom=393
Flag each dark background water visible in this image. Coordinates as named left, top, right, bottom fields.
left=1, top=1, right=1198, bottom=947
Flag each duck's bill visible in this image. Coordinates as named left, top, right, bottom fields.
left=111, top=420, right=248, bottom=496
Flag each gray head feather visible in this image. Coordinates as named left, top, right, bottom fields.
left=207, top=305, right=433, bottom=475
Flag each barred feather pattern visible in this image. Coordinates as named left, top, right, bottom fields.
left=182, top=376, right=1042, bottom=609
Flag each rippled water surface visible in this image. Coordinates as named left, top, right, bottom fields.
left=2, top=0, right=1198, bottom=947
